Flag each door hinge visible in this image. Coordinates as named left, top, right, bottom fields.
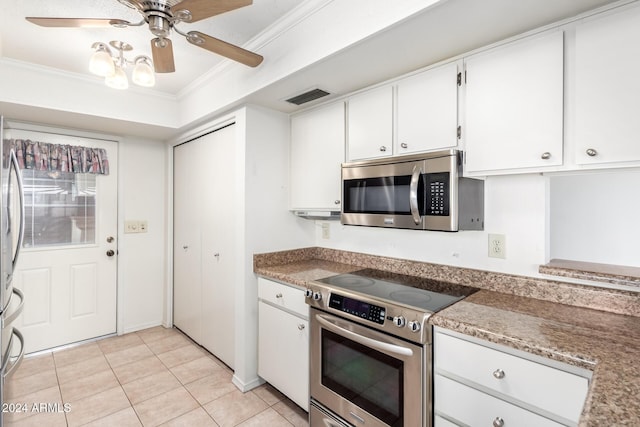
left=457, top=126, right=462, bottom=139
left=457, top=72, right=462, bottom=86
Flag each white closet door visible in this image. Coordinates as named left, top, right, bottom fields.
left=173, top=124, right=236, bottom=368
left=200, top=124, right=236, bottom=368
left=173, top=139, right=204, bottom=343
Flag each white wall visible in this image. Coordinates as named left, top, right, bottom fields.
left=550, top=170, right=640, bottom=267
left=316, top=174, right=549, bottom=278
left=118, top=137, right=168, bottom=333
left=234, top=105, right=315, bottom=390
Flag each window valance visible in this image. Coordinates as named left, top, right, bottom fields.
left=8, top=139, right=110, bottom=175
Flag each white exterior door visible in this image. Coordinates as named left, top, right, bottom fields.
left=8, top=130, right=118, bottom=354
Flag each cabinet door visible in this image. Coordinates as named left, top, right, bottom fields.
left=464, top=32, right=564, bottom=174
left=347, top=86, right=393, bottom=160
left=574, top=6, right=640, bottom=165
left=290, top=102, right=345, bottom=210
left=258, top=301, right=309, bottom=410
left=396, top=62, right=459, bottom=155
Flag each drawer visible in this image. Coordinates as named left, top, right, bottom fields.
left=434, top=331, right=589, bottom=422
left=434, top=415, right=458, bottom=427
left=435, top=374, right=564, bottom=427
left=258, top=277, right=308, bottom=318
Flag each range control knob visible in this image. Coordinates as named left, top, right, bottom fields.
left=304, top=289, right=313, bottom=299
left=312, top=291, right=322, bottom=301
left=393, top=316, right=406, bottom=327
left=408, top=320, right=421, bottom=333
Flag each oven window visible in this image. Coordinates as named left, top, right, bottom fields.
left=321, top=329, right=403, bottom=426
left=343, top=175, right=426, bottom=215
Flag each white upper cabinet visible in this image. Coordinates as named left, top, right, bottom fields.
left=396, top=61, right=460, bottom=155
left=463, top=32, right=564, bottom=175
left=573, top=6, right=640, bottom=166
left=347, top=85, right=393, bottom=161
left=290, top=102, right=345, bottom=211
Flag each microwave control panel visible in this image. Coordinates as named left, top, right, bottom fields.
left=425, top=172, right=450, bottom=216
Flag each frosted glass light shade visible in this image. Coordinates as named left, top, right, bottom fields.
left=89, top=49, right=115, bottom=77
left=105, top=66, right=129, bottom=90
left=132, top=57, right=155, bottom=87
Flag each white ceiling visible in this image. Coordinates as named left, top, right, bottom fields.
left=0, top=0, right=301, bottom=94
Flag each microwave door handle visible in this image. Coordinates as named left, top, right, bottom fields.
left=316, top=313, right=413, bottom=358
left=9, top=149, right=25, bottom=269
left=409, top=165, right=421, bottom=225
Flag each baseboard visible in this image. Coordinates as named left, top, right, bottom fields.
left=232, top=374, right=265, bottom=392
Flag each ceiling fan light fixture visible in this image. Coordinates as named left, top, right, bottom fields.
left=132, top=56, right=156, bottom=87
left=89, top=43, right=115, bottom=77
left=105, top=65, right=129, bottom=90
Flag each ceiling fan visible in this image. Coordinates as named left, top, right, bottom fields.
left=25, top=0, right=264, bottom=73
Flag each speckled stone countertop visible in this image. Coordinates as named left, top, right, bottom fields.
left=540, top=258, right=640, bottom=290
left=254, top=247, right=640, bottom=426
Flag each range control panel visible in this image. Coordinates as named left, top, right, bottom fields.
left=328, top=293, right=385, bottom=324
left=305, top=286, right=431, bottom=344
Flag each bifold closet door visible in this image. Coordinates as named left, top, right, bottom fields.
left=173, top=124, right=236, bottom=368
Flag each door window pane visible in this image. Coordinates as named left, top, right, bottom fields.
left=22, top=170, right=96, bottom=248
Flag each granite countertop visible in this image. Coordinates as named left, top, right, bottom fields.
left=431, top=291, right=640, bottom=426
left=254, top=247, right=640, bottom=426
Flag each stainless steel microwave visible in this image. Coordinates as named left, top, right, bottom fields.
left=341, top=150, right=484, bottom=231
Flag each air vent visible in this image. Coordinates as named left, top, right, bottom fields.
left=285, top=88, right=331, bottom=105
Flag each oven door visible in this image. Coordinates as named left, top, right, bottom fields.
left=310, top=309, right=427, bottom=427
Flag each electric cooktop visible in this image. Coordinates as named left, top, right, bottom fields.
left=314, top=268, right=477, bottom=314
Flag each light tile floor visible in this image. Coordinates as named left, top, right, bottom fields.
left=4, top=326, right=309, bottom=427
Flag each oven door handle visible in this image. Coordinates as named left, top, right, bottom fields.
left=409, top=165, right=421, bottom=225
left=316, top=313, right=414, bottom=358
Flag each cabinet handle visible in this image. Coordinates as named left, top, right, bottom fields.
left=276, top=293, right=283, bottom=299
left=401, top=143, right=408, bottom=149
left=541, top=152, right=551, bottom=160
left=493, top=417, right=505, bottom=427
left=379, top=146, right=387, bottom=152
left=334, top=200, right=341, bottom=205
left=297, top=324, right=305, bottom=330
left=586, top=148, right=598, bottom=157
left=493, top=369, right=505, bottom=379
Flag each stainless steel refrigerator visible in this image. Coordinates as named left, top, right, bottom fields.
left=0, top=116, right=26, bottom=426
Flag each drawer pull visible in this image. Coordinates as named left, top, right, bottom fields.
left=493, top=417, right=504, bottom=427
left=493, top=369, right=505, bottom=379
left=275, top=293, right=283, bottom=299
left=298, top=324, right=305, bottom=330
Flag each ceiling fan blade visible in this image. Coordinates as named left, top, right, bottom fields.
left=187, top=31, right=263, bottom=67
left=171, top=0, right=252, bottom=23
left=151, top=38, right=176, bottom=73
left=26, top=17, right=130, bottom=28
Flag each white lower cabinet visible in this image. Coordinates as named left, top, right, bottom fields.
left=258, top=278, right=309, bottom=411
left=434, top=327, right=591, bottom=427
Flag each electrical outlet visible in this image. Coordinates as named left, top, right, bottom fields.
left=488, top=234, right=506, bottom=259
left=321, top=223, right=330, bottom=239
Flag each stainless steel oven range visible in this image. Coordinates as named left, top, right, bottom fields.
left=305, top=269, right=476, bottom=427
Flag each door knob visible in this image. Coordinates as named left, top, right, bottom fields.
left=106, top=250, right=115, bottom=257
